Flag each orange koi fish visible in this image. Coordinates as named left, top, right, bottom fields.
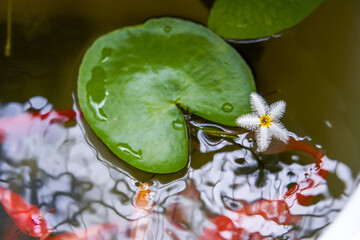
left=0, top=186, right=51, bottom=239
left=135, top=183, right=152, bottom=211
left=129, top=182, right=153, bottom=240
left=47, top=183, right=153, bottom=240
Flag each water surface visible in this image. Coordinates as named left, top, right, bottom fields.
left=0, top=0, right=359, bottom=239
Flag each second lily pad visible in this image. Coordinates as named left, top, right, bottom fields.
left=208, top=0, right=323, bottom=39
left=78, top=17, right=255, bottom=173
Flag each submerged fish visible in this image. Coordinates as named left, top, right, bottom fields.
left=135, top=183, right=152, bottom=211
left=162, top=137, right=331, bottom=239
left=265, top=137, right=330, bottom=208
left=201, top=199, right=301, bottom=240
left=47, top=222, right=121, bottom=240
left=0, top=110, right=79, bottom=143
left=0, top=186, right=51, bottom=240
left=0, top=109, right=331, bottom=239
left=201, top=137, right=331, bottom=239
left=129, top=182, right=153, bottom=240
left=48, top=183, right=153, bottom=240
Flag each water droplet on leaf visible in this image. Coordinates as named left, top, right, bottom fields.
left=86, top=66, right=108, bottom=121
left=222, top=103, right=233, bottom=112
left=164, top=26, right=172, bottom=33
left=118, top=143, right=143, bottom=160
left=100, top=48, right=114, bottom=63
left=172, top=118, right=184, bottom=130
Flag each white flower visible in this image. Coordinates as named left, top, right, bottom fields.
left=236, top=92, right=289, bottom=152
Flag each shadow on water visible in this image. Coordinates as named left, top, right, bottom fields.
left=0, top=16, right=94, bottom=108
left=78, top=112, right=189, bottom=184
left=199, top=0, right=215, bottom=9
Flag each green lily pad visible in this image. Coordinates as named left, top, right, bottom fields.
left=208, top=0, right=323, bottom=39
left=78, top=17, right=255, bottom=173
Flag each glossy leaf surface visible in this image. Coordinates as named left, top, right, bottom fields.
left=208, top=0, right=323, bottom=39
left=78, top=18, right=255, bottom=173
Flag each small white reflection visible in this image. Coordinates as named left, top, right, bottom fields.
left=28, top=96, right=48, bottom=110
left=325, top=120, right=333, bottom=128
left=291, top=155, right=300, bottom=161
left=219, top=230, right=233, bottom=239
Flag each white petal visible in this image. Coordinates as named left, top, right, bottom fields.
left=269, top=100, right=286, bottom=120
left=269, top=122, right=290, bottom=143
left=250, top=92, right=269, bottom=116
left=256, top=127, right=271, bottom=152
left=236, top=114, right=259, bottom=130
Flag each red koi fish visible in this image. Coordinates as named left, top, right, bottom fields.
left=201, top=137, right=331, bottom=240
left=264, top=136, right=326, bottom=162
left=46, top=221, right=122, bottom=240
left=0, top=186, right=51, bottom=239
left=0, top=110, right=80, bottom=143
left=265, top=137, right=329, bottom=208
left=202, top=199, right=301, bottom=240
left=201, top=214, right=266, bottom=240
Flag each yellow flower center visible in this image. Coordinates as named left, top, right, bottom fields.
left=260, top=114, right=274, bottom=127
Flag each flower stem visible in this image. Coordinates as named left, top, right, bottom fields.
left=190, top=123, right=248, bottom=139
left=4, top=0, right=12, bottom=57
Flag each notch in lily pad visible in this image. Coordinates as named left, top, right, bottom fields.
left=78, top=17, right=255, bottom=173
left=208, top=0, right=324, bottom=39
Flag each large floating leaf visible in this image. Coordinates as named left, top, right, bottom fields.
left=78, top=17, right=255, bottom=173
left=208, top=0, right=323, bottom=39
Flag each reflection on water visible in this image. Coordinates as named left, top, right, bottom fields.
left=0, top=99, right=356, bottom=239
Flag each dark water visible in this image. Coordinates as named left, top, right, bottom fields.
left=0, top=0, right=359, bottom=239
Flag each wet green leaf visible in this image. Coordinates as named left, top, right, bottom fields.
left=78, top=17, right=255, bottom=173
left=208, top=0, right=323, bottom=39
